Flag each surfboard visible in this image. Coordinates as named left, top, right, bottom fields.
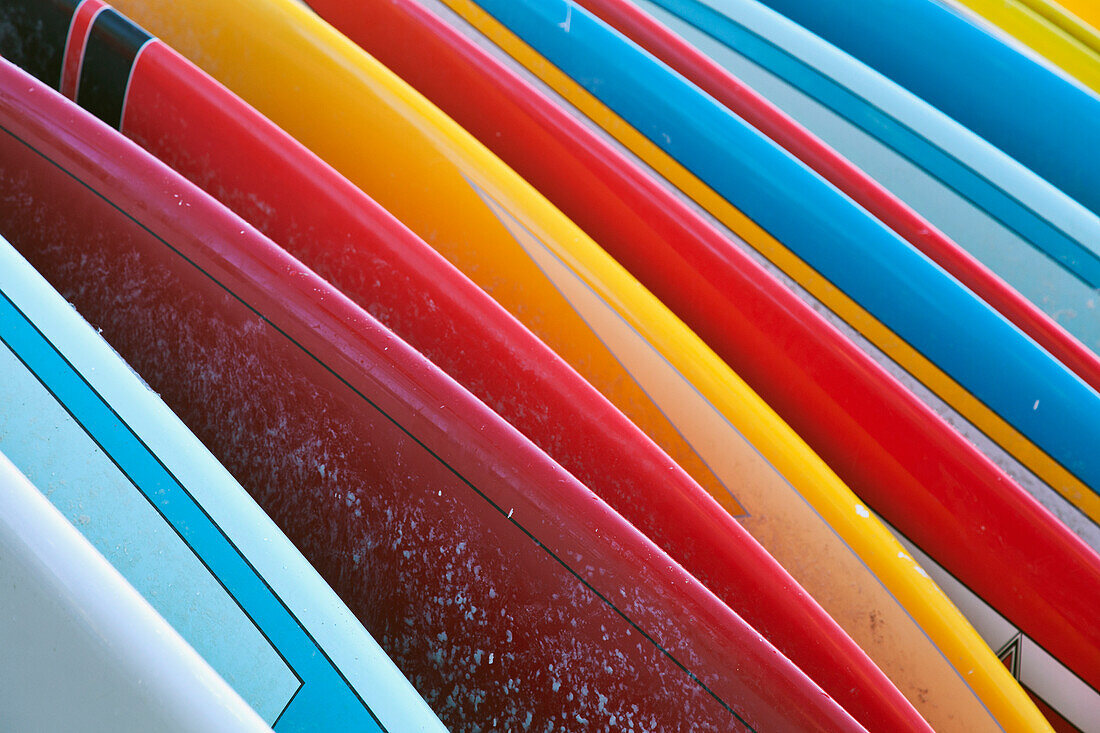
left=101, top=0, right=1049, bottom=729
left=94, top=0, right=1056, bottom=726
left=749, top=0, right=1100, bottom=222
left=0, top=446, right=271, bottom=733
left=555, top=1, right=1100, bottom=726
left=575, top=0, right=1100, bottom=399
left=1053, top=0, right=1100, bottom=39
left=938, top=0, right=1100, bottom=96
left=299, top=1, right=1100, bottom=730
left=402, top=0, right=1100, bottom=727
left=0, top=181, right=444, bottom=731
left=437, top=0, right=1100, bottom=533
left=606, top=0, right=1100, bottom=534
left=0, top=57, right=867, bottom=732
left=0, top=3, right=921, bottom=728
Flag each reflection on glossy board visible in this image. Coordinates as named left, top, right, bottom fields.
left=0, top=58, right=864, bottom=732
left=0, top=447, right=271, bottom=733
left=304, top=1, right=1100, bottom=730
left=103, top=0, right=1040, bottom=729
left=0, top=3, right=919, bottom=728
left=0, top=206, right=443, bottom=732
left=937, top=0, right=1100, bottom=96
left=1055, top=0, right=1100, bottom=38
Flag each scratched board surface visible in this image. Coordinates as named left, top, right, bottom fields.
left=0, top=54, right=863, bottom=731
left=96, top=0, right=1060, bottom=729
left=0, top=235, right=443, bottom=733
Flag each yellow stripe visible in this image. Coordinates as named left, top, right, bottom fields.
left=1018, top=0, right=1100, bottom=52
left=947, top=0, right=1100, bottom=96
left=438, top=0, right=1100, bottom=526
left=111, top=0, right=1054, bottom=726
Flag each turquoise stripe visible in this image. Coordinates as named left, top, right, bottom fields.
left=0, top=290, right=383, bottom=733
left=634, top=0, right=1100, bottom=354
left=644, top=0, right=1100, bottom=289
left=751, top=0, right=1100, bottom=222
left=470, top=0, right=1100, bottom=496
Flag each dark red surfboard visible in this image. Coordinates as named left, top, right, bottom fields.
left=300, top=0, right=1100, bottom=700
left=0, top=2, right=926, bottom=730
left=0, top=57, right=870, bottom=732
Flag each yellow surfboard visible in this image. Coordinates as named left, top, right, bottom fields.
left=1052, top=0, right=1100, bottom=41
left=945, top=0, right=1100, bottom=96
left=111, top=0, right=1049, bottom=728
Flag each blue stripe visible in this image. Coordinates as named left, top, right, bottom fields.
left=0, top=290, right=383, bottom=733
left=749, top=0, right=1100, bottom=222
left=641, top=0, right=1100, bottom=290
left=470, top=0, right=1100, bottom=495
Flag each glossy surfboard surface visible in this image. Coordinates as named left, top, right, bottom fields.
left=938, top=0, right=1100, bottom=96
left=0, top=59, right=868, bottom=733
left=576, top=0, right=1100, bottom=399
left=1055, top=0, right=1100, bottom=37
left=298, top=1, right=1100, bottom=729
left=616, top=0, right=1100, bottom=536
left=99, top=0, right=1042, bottom=729
left=0, top=181, right=443, bottom=732
left=439, top=0, right=1100, bottom=536
left=0, top=4, right=921, bottom=728
left=750, top=0, right=1100, bottom=222
left=0, top=446, right=271, bottom=733
left=562, top=0, right=1100, bottom=726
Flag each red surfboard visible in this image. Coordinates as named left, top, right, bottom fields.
left=0, top=57, right=868, bottom=732
left=301, top=0, right=1100, bottom=703
left=0, top=1, right=924, bottom=729
left=574, top=0, right=1100, bottom=397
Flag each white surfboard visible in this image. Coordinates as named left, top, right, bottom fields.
left=0, top=235, right=444, bottom=732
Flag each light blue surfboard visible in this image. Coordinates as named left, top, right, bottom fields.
left=0, top=235, right=445, bottom=733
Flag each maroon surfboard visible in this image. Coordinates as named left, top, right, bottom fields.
left=0, top=1, right=926, bottom=729
left=0, top=56, right=870, bottom=731
left=300, top=0, right=1100, bottom=709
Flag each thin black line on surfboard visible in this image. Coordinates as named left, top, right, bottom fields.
left=0, top=294, right=309, bottom=721
left=0, top=121, right=752, bottom=730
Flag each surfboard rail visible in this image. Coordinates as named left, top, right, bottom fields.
left=0, top=1, right=933, bottom=727
left=302, top=0, right=1100, bottom=725
left=575, top=0, right=1100, bottom=399
left=0, top=56, right=867, bottom=733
